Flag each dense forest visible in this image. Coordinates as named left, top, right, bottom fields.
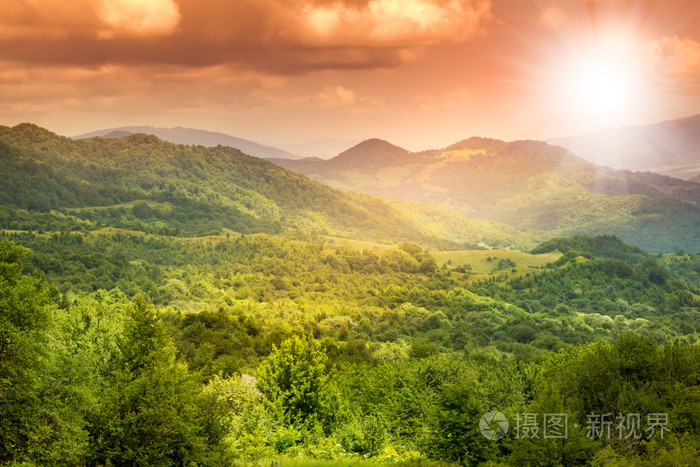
left=2, top=227, right=699, bottom=465
left=1, top=125, right=699, bottom=465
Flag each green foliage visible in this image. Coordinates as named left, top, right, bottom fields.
left=0, top=239, right=87, bottom=464
left=424, top=381, right=493, bottom=465
left=2, top=127, right=700, bottom=467
left=494, top=257, right=517, bottom=271
left=536, top=335, right=700, bottom=423
left=336, top=415, right=386, bottom=456
left=0, top=126, right=691, bottom=467
left=532, top=235, right=649, bottom=263
left=0, top=124, right=443, bottom=244
left=257, top=334, right=336, bottom=428
left=661, top=251, right=700, bottom=291
left=87, top=296, right=206, bottom=466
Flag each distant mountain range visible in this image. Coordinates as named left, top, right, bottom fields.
left=275, top=138, right=362, bottom=160
left=3, top=123, right=539, bottom=248
left=74, top=126, right=303, bottom=160
left=272, top=137, right=700, bottom=252
left=5, top=121, right=700, bottom=251
left=549, top=114, right=700, bottom=180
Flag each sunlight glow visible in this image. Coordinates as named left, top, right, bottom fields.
left=550, top=34, right=649, bottom=130
left=566, top=57, right=637, bottom=116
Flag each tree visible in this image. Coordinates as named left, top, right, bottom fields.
left=0, top=240, right=50, bottom=460
left=88, top=295, right=206, bottom=466
left=131, top=201, right=153, bottom=219
left=256, top=334, right=336, bottom=428
left=424, top=380, right=494, bottom=465
left=0, top=239, right=90, bottom=464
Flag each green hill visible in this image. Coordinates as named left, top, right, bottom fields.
left=531, top=235, right=650, bottom=263
left=1, top=123, right=561, bottom=250
left=74, top=125, right=301, bottom=159
left=274, top=137, right=700, bottom=252
left=2, top=124, right=699, bottom=465
left=0, top=123, right=438, bottom=244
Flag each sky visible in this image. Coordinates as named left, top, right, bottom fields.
left=1, top=0, right=700, bottom=151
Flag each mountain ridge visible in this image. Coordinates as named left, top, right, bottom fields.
left=272, top=135, right=700, bottom=252
left=549, top=113, right=700, bottom=180
left=1, top=123, right=539, bottom=248
left=74, top=125, right=302, bottom=160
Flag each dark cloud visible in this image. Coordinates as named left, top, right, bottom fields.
left=0, top=0, right=492, bottom=73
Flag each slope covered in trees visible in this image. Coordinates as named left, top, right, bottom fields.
left=0, top=123, right=435, bottom=244
left=1, top=229, right=699, bottom=465
left=274, top=137, right=700, bottom=252
left=2, top=122, right=700, bottom=465
left=74, top=125, right=301, bottom=160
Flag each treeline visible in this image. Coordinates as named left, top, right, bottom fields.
left=531, top=235, right=649, bottom=263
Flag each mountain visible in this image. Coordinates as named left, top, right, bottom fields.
left=549, top=114, right=700, bottom=180
left=1, top=123, right=448, bottom=244
left=74, top=125, right=302, bottom=160
left=275, top=138, right=362, bottom=159
left=273, top=137, right=700, bottom=252
left=271, top=138, right=410, bottom=171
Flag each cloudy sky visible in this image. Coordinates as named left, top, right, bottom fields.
left=1, top=0, right=700, bottom=150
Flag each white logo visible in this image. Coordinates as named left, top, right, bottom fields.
left=479, top=411, right=509, bottom=440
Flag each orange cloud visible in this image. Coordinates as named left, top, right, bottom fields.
left=313, top=85, right=359, bottom=107
left=97, top=0, right=181, bottom=38
left=0, top=0, right=98, bottom=40
left=0, top=0, right=492, bottom=73
left=538, top=6, right=568, bottom=31
left=300, top=0, right=491, bottom=46
left=650, top=35, right=700, bottom=93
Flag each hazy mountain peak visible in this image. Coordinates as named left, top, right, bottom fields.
left=327, top=138, right=409, bottom=169
left=343, top=138, right=408, bottom=153
left=102, top=130, right=135, bottom=139
left=444, top=137, right=506, bottom=152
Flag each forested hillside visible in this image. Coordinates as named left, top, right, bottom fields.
left=274, top=137, right=700, bottom=252
left=0, top=123, right=437, bottom=244
left=2, top=225, right=699, bottom=465
left=74, top=125, right=301, bottom=160
left=1, top=123, right=700, bottom=465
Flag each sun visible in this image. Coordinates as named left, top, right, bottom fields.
left=566, top=58, right=635, bottom=116
left=549, top=37, right=648, bottom=130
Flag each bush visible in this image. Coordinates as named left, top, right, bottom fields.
left=336, top=415, right=386, bottom=456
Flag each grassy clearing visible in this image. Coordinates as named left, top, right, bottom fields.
left=321, top=235, right=394, bottom=251
left=432, top=249, right=561, bottom=275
